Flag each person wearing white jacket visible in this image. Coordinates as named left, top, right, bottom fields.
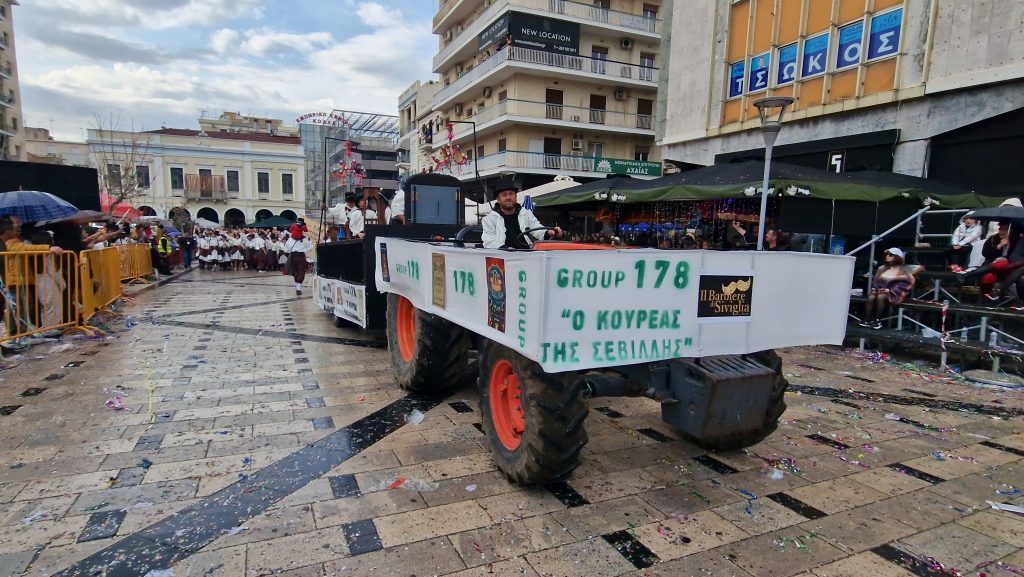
left=481, top=180, right=562, bottom=249
left=946, top=216, right=983, bottom=272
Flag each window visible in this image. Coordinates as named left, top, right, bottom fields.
left=591, top=46, right=608, bottom=74
left=592, top=0, right=610, bottom=22
left=257, top=172, right=270, bottom=195
left=636, top=98, right=654, bottom=129
left=226, top=170, right=240, bottom=196
left=589, top=94, right=607, bottom=124
left=545, top=89, right=563, bottom=120
left=497, top=90, right=507, bottom=102
left=497, top=138, right=507, bottom=152
left=10, top=116, right=16, bottom=129
left=282, top=173, right=293, bottom=197
left=198, top=168, right=213, bottom=197
left=107, top=164, right=122, bottom=189
left=476, top=145, right=485, bottom=158
left=170, top=167, right=184, bottom=190
left=587, top=142, right=604, bottom=158
left=136, top=165, right=150, bottom=188
left=643, top=4, right=658, bottom=22
left=640, top=53, right=656, bottom=80
left=635, top=145, right=650, bottom=161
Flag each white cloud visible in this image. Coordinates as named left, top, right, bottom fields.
left=34, top=0, right=265, bottom=30
left=357, top=2, right=404, bottom=28
left=18, top=1, right=437, bottom=141
left=211, top=29, right=241, bottom=55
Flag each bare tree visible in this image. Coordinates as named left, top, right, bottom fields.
left=90, top=113, right=158, bottom=214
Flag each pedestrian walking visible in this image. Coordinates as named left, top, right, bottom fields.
left=180, top=234, right=197, bottom=268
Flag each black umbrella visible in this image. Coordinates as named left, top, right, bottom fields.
left=252, top=215, right=296, bottom=229
left=966, top=206, right=1024, bottom=221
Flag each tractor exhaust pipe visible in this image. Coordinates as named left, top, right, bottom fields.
left=578, top=372, right=647, bottom=398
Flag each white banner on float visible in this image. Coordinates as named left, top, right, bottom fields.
left=335, top=280, right=367, bottom=328
left=375, top=239, right=854, bottom=373
left=313, top=277, right=338, bottom=313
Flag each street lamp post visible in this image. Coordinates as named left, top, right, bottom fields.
left=752, top=96, right=795, bottom=251
left=447, top=120, right=485, bottom=202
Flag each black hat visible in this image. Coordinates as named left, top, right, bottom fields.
left=492, top=175, right=518, bottom=194
left=344, top=192, right=359, bottom=203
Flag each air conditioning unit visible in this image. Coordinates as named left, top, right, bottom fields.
left=454, top=104, right=464, bottom=115
left=483, top=86, right=492, bottom=98
left=571, top=139, right=584, bottom=150
left=621, top=37, right=634, bottom=49
left=614, top=87, right=627, bottom=100
left=444, top=30, right=453, bottom=41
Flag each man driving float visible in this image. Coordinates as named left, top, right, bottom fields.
left=481, top=177, right=563, bottom=249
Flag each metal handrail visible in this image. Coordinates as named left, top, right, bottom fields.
left=846, top=205, right=932, bottom=256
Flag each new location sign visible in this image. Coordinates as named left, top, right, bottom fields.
left=594, top=158, right=662, bottom=177
left=479, top=11, right=580, bottom=55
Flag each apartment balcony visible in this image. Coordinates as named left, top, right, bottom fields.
left=0, top=94, right=12, bottom=109
left=0, top=38, right=7, bottom=51
left=438, top=149, right=662, bottom=180
left=0, top=123, right=15, bottom=137
left=443, top=98, right=654, bottom=146
left=434, top=0, right=472, bottom=33
left=0, top=65, right=10, bottom=80
left=183, top=174, right=228, bottom=202
left=434, top=0, right=659, bottom=72
left=434, top=46, right=658, bottom=109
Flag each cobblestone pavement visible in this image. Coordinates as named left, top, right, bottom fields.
left=0, top=269, right=1022, bottom=577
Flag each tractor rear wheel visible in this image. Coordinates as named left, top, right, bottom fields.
left=693, top=349, right=789, bottom=452
left=386, top=293, right=470, bottom=393
left=479, top=341, right=588, bottom=485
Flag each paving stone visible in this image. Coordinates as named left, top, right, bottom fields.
left=956, top=509, right=1024, bottom=547
left=374, top=500, right=494, bottom=548
left=898, top=524, right=1018, bottom=570
left=477, top=488, right=569, bottom=523
left=810, top=551, right=918, bottom=577
left=450, top=514, right=573, bottom=568
left=798, top=506, right=918, bottom=554
left=551, top=496, right=665, bottom=540
left=322, top=537, right=466, bottom=576
left=312, top=490, right=428, bottom=529
left=715, top=496, right=811, bottom=534
left=620, top=548, right=752, bottom=577
left=717, top=527, right=848, bottom=577
left=526, top=537, right=637, bottom=577
left=244, top=527, right=349, bottom=574
left=787, top=477, right=891, bottom=515
left=861, top=491, right=975, bottom=531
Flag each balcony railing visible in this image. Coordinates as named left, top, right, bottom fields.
left=435, top=0, right=658, bottom=68
left=184, top=174, right=227, bottom=201
left=0, top=95, right=12, bottom=109
left=448, top=98, right=655, bottom=140
left=0, top=65, right=10, bottom=80
left=439, top=150, right=661, bottom=176
left=435, top=46, right=658, bottom=105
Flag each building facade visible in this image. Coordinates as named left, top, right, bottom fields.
left=198, top=111, right=299, bottom=138
left=659, top=0, right=1024, bottom=195
left=429, top=0, right=664, bottom=192
left=23, top=127, right=91, bottom=166
left=0, top=0, right=25, bottom=161
left=397, top=80, right=443, bottom=180
left=299, top=111, right=399, bottom=214
left=86, top=127, right=306, bottom=226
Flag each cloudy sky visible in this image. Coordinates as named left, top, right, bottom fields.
left=15, top=0, right=436, bottom=141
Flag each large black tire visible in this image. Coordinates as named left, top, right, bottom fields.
left=692, top=350, right=789, bottom=452
left=478, top=341, right=588, bottom=485
left=386, top=293, right=470, bottom=393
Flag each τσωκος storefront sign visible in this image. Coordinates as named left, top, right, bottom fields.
left=375, top=239, right=854, bottom=372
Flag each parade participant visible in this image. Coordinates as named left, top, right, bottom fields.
left=347, top=196, right=377, bottom=238
left=481, top=178, right=562, bottom=249
left=197, top=232, right=210, bottom=270
left=389, top=188, right=406, bottom=224
left=284, top=231, right=311, bottom=294
left=861, top=248, right=915, bottom=330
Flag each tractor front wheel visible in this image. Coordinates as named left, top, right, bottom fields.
left=386, top=293, right=470, bottom=393
left=479, top=341, right=588, bottom=485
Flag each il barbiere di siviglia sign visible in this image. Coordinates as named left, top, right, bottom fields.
left=593, top=158, right=663, bottom=177
left=375, top=239, right=854, bottom=372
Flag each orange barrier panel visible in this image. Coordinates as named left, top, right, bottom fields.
left=117, top=243, right=154, bottom=282
left=1, top=251, right=81, bottom=343
left=80, top=247, right=123, bottom=322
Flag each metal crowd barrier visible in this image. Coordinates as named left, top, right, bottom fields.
left=80, top=247, right=123, bottom=322
left=1, top=251, right=82, bottom=344
left=117, top=244, right=154, bottom=282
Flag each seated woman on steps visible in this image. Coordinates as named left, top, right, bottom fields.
left=861, top=248, right=916, bottom=330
